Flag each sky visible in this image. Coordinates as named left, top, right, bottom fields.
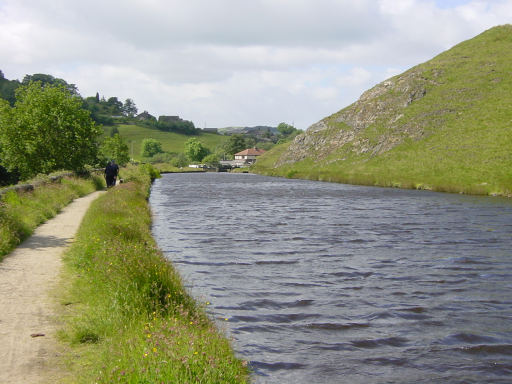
left=1, top=0, right=511, bottom=130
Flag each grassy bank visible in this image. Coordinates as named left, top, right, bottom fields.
left=252, top=26, right=512, bottom=197
left=57, top=165, right=249, bottom=383
left=252, top=142, right=512, bottom=197
left=0, top=174, right=104, bottom=260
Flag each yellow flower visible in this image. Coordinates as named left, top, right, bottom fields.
left=153, top=347, right=157, bottom=353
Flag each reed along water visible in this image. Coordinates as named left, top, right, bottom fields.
left=149, top=173, right=512, bottom=383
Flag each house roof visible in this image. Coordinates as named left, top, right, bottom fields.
left=234, top=148, right=267, bottom=156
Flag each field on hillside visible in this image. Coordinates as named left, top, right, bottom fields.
left=110, top=124, right=228, bottom=160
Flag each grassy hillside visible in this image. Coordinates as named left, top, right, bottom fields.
left=253, top=25, right=512, bottom=196
left=111, top=124, right=228, bottom=160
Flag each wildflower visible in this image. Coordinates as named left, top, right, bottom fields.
left=144, top=353, right=148, bottom=358
left=153, top=347, right=157, bottom=353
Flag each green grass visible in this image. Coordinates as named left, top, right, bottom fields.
left=112, top=124, right=228, bottom=160
left=0, top=175, right=104, bottom=260
left=57, top=165, right=249, bottom=383
left=253, top=25, right=512, bottom=197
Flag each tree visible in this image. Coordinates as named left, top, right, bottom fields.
left=224, top=134, right=247, bottom=156
left=170, top=153, right=189, bottom=168
left=108, top=126, right=119, bottom=137
left=277, top=122, right=297, bottom=136
left=0, top=82, right=100, bottom=179
left=141, top=138, right=163, bottom=158
left=123, top=98, right=137, bottom=117
left=202, top=153, right=220, bottom=167
left=106, top=97, right=123, bottom=115
left=22, top=73, right=79, bottom=95
left=99, top=134, right=130, bottom=166
left=184, top=138, right=209, bottom=162
left=0, top=71, right=20, bottom=106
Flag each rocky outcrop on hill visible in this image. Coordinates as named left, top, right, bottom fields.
left=277, top=68, right=441, bottom=166
left=254, top=25, right=512, bottom=196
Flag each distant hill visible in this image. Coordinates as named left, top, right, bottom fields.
left=217, top=126, right=278, bottom=135
left=253, top=25, right=512, bottom=196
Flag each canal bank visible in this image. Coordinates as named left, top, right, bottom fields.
left=54, top=166, right=249, bottom=383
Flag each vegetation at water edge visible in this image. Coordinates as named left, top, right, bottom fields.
left=57, top=164, right=249, bottom=383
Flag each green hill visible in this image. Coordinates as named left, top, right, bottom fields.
left=253, top=25, right=512, bottom=196
left=111, top=124, right=228, bottom=160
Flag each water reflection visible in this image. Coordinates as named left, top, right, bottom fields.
left=150, top=173, right=512, bottom=384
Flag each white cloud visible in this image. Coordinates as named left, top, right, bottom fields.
left=1, top=0, right=511, bottom=130
left=336, top=67, right=372, bottom=87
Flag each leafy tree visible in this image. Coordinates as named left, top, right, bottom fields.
left=0, top=72, right=20, bottom=106
left=170, top=153, right=189, bottom=168
left=202, top=153, right=220, bottom=167
left=99, top=134, right=130, bottom=166
left=123, top=98, right=137, bottom=117
left=224, top=134, right=247, bottom=156
left=107, top=97, right=123, bottom=115
left=277, top=122, right=297, bottom=136
left=184, top=138, right=209, bottom=162
left=22, top=73, right=78, bottom=95
left=155, top=118, right=197, bottom=135
left=108, top=126, right=119, bottom=137
left=0, top=82, right=100, bottom=179
left=141, top=138, right=164, bottom=158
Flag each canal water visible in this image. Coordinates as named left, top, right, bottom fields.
left=149, top=173, right=512, bottom=383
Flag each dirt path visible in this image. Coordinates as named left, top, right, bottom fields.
left=0, top=191, right=105, bottom=383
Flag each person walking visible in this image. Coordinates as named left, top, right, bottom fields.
left=104, top=160, right=119, bottom=188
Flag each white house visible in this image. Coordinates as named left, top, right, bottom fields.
left=234, top=148, right=266, bottom=164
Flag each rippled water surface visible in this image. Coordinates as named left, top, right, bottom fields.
left=150, top=173, right=512, bottom=383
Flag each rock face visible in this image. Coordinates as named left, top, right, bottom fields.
left=254, top=25, right=512, bottom=196
left=277, top=68, right=438, bottom=166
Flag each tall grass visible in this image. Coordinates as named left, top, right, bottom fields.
left=0, top=175, right=104, bottom=259
left=58, top=165, right=249, bottom=383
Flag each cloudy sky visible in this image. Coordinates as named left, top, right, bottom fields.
left=1, top=0, right=511, bottom=130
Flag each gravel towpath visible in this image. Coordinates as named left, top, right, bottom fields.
left=0, top=191, right=105, bottom=383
